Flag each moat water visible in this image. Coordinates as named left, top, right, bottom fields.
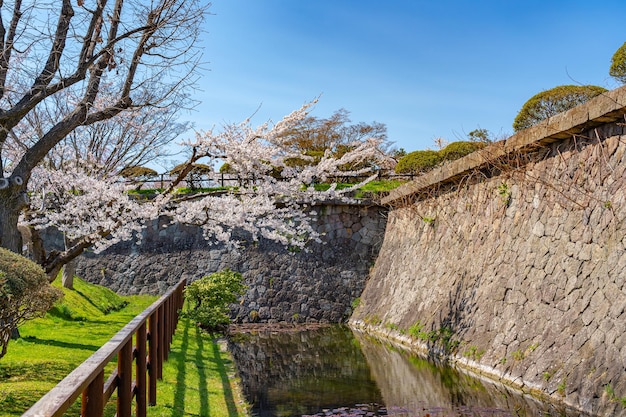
left=228, top=325, right=582, bottom=417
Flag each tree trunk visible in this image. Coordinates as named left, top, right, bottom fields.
left=0, top=188, right=25, bottom=254
left=61, top=261, right=76, bottom=289
left=0, top=187, right=28, bottom=341
left=11, top=327, right=20, bottom=340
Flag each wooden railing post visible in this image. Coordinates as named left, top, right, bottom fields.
left=148, top=312, right=158, bottom=406
left=118, top=340, right=133, bottom=417
left=136, top=323, right=147, bottom=417
left=157, top=304, right=165, bottom=378
left=81, top=370, right=104, bottom=417
left=163, top=298, right=171, bottom=360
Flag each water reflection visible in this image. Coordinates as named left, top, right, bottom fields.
left=229, top=326, right=383, bottom=416
left=228, top=325, right=582, bottom=417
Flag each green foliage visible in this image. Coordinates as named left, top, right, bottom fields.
left=284, top=150, right=325, bottom=169
left=467, top=128, right=492, bottom=143
left=385, top=322, right=399, bottom=331
left=511, top=349, right=524, bottom=361
left=0, top=248, right=62, bottom=360
left=513, top=85, right=607, bottom=132
left=392, top=148, right=407, bottom=159
left=439, top=141, right=486, bottom=161
left=407, top=321, right=458, bottom=353
left=408, top=321, right=424, bottom=339
left=184, top=269, right=246, bottom=332
left=170, top=163, right=212, bottom=175
left=351, top=297, right=361, bottom=310
left=219, top=162, right=236, bottom=174
left=171, top=163, right=214, bottom=190
left=557, top=378, right=567, bottom=396
left=610, top=42, right=626, bottom=84
left=118, top=165, right=158, bottom=179
left=463, top=345, right=485, bottom=361
left=497, top=182, right=511, bottom=206
left=394, top=150, right=442, bottom=174
left=422, top=216, right=436, bottom=225
left=364, top=315, right=382, bottom=325
left=606, top=383, right=626, bottom=407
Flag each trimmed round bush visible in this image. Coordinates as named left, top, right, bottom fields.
left=439, top=141, right=486, bottom=161
left=0, top=248, right=62, bottom=359
left=610, top=42, right=626, bottom=84
left=170, top=163, right=212, bottom=175
left=513, top=85, right=607, bottom=132
left=219, top=162, right=236, bottom=174
left=118, top=165, right=158, bottom=179
left=394, top=150, right=442, bottom=174
left=183, top=268, right=246, bottom=332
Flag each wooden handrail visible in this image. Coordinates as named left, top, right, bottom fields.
left=22, top=278, right=186, bottom=417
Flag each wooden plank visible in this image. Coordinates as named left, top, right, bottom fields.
left=81, top=370, right=104, bottom=417
left=148, top=313, right=158, bottom=406
left=117, top=340, right=133, bottom=417
left=103, top=370, right=118, bottom=403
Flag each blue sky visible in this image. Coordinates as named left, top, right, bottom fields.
left=183, top=0, right=626, bottom=157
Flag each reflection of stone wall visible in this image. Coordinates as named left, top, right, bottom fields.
left=354, top=331, right=581, bottom=416
left=74, top=203, right=387, bottom=323
left=352, top=119, right=626, bottom=415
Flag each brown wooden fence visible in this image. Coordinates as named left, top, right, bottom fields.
left=22, top=278, right=186, bottom=417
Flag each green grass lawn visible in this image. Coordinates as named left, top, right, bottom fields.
left=312, top=179, right=405, bottom=195
left=0, top=277, right=248, bottom=417
left=147, top=317, right=247, bottom=417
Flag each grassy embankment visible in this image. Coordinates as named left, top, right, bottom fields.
left=0, top=277, right=247, bottom=417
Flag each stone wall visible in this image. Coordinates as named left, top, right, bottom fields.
left=351, top=86, right=626, bottom=417
left=75, top=202, right=387, bottom=323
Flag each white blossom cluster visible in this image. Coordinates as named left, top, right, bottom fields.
left=27, top=165, right=158, bottom=253
left=20, top=101, right=386, bottom=259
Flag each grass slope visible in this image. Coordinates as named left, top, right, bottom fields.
left=0, top=277, right=248, bottom=417
left=0, top=277, right=155, bottom=416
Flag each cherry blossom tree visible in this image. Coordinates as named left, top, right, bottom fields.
left=22, top=101, right=385, bottom=281
left=0, top=0, right=205, bottom=253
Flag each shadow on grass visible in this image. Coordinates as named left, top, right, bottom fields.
left=209, top=332, right=239, bottom=417
left=74, top=289, right=128, bottom=314
left=0, top=360, right=75, bottom=382
left=20, top=336, right=101, bottom=352
left=171, top=318, right=190, bottom=417
left=195, top=326, right=210, bottom=417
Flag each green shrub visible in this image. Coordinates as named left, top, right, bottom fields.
left=0, top=248, right=62, bottom=360
left=395, top=150, right=442, bottom=174
left=513, top=85, right=607, bottom=132
left=610, top=42, right=626, bottom=84
left=284, top=150, right=325, bottom=169
left=118, top=165, right=158, bottom=179
left=219, top=162, right=236, bottom=174
left=439, top=141, right=486, bottom=161
left=183, top=268, right=246, bottom=332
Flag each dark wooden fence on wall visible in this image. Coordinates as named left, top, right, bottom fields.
left=22, top=278, right=186, bottom=417
left=126, top=171, right=416, bottom=190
